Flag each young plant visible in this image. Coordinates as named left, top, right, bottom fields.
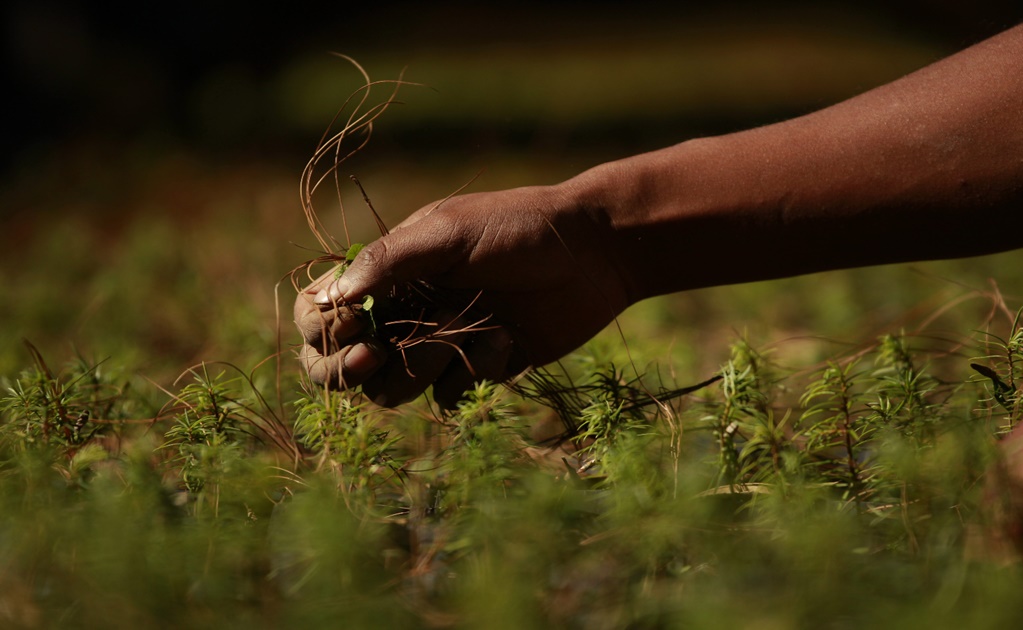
left=700, top=340, right=775, bottom=491
left=161, top=364, right=282, bottom=502
left=972, top=307, right=1023, bottom=432
left=439, top=380, right=525, bottom=507
left=799, top=358, right=874, bottom=503
left=292, top=383, right=402, bottom=505
left=0, top=343, right=140, bottom=492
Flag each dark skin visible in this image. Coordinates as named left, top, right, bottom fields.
left=295, top=24, right=1023, bottom=409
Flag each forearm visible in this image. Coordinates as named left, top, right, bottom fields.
left=566, top=24, right=1023, bottom=303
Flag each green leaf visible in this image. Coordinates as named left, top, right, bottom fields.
left=346, top=243, right=365, bottom=262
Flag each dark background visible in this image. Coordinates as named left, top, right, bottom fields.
left=3, top=0, right=1020, bottom=173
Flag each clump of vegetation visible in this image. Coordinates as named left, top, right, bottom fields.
left=4, top=298, right=1023, bottom=627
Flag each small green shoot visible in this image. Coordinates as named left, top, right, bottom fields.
left=346, top=243, right=365, bottom=262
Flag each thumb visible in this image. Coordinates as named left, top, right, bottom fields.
left=334, top=213, right=472, bottom=302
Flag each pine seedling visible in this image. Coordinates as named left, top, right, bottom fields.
left=737, top=408, right=801, bottom=487
left=971, top=307, right=1023, bottom=432
left=577, top=396, right=629, bottom=463
left=0, top=344, right=119, bottom=453
left=163, top=366, right=251, bottom=495
left=871, top=333, right=942, bottom=441
left=292, top=384, right=401, bottom=502
left=799, top=359, right=873, bottom=504
left=437, top=381, right=527, bottom=511
left=574, top=366, right=659, bottom=472
left=703, top=341, right=773, bottom=491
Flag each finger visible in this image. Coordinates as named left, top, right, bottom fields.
left=294, top=269, right=368, bottom=347
left=361, top=312, right=470, bottom=407
left=295, top=302, right=365, bottom=351
left=330, top=210, right=479, bottom=303
left=295, top=265, right=345, bottom=308
left=300, top=339, right=386, bottom=390
left=432, top=327, right=513, bottom=410
left=296, top=265, right=361, bottom=313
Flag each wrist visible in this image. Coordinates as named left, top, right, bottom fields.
left=560, top=137, right=760, bottom=302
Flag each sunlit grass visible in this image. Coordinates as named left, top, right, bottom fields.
left=3, top=310, right=1022, bottom=627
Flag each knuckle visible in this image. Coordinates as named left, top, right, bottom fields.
left=347, top=239, right=396, bottom=293
left=297, top=306, right=364, bottom=349
left=297, top=310, right=331, bottom=347
left=300, top=345, right=338, bottom=387
left=355, top=239, right=389, bottom=271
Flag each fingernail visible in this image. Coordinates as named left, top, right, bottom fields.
left=312, top=278, right=351, bottom=306
left=343, top=343, right=383, bottom=377
left=329, top=278, right=351, bottom=302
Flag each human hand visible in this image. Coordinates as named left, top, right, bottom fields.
left=294, top=183, right=634, bottom=408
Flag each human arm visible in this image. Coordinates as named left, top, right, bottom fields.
left=592, top=23, right=1023, bottom=301
left=295, top=24, right=1023, bottom=407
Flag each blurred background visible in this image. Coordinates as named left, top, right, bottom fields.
left=2, top=0, right=1021, bottom=382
